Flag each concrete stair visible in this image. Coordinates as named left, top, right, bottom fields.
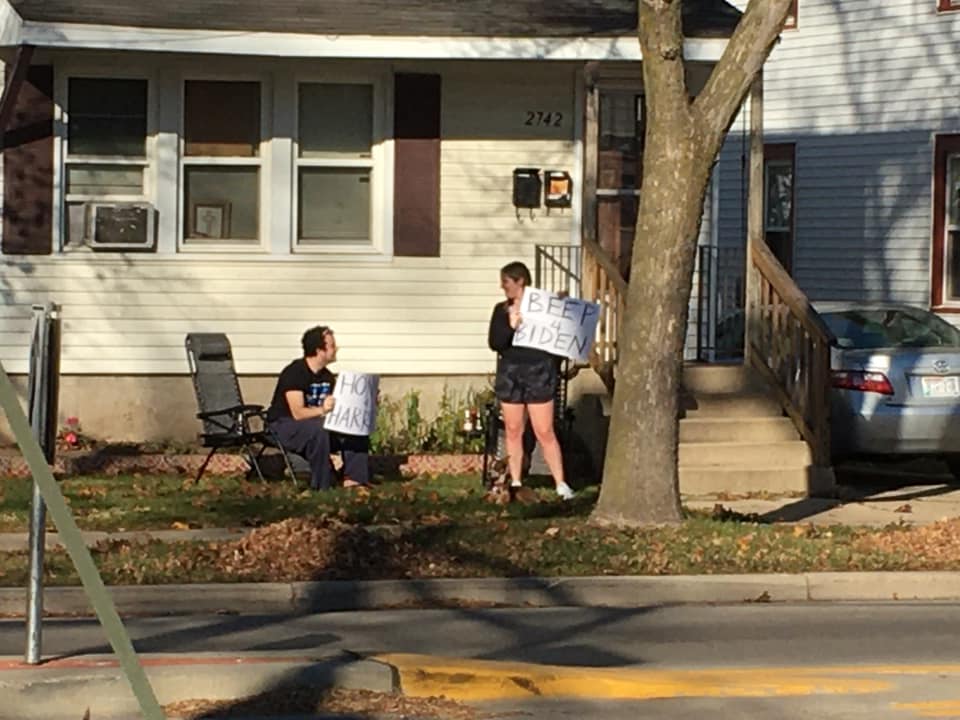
left=679, top=363, right=825, bottom=497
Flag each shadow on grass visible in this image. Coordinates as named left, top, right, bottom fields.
left=164, top=523, right=660, bottom=719
left=46, top=489, right=668, bottom=718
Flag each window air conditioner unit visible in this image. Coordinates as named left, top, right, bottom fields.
left=88, top=202, right=157, bottom=251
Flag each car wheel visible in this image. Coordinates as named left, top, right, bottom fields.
left=944, top=456, right=960, bottom=482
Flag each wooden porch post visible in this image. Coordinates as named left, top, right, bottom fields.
left=582, top=62, right=599, bottom=248
left=580, top=63, right=600, bottom=303
left=744, top=71, right=763, bottom=365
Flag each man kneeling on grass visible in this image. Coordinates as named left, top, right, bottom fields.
left=266, top=325, right=370, bottom=491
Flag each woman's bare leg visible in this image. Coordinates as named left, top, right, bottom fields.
left=500, top=402, right=526, bottom=485
left=527, top=400, right=565, bottom=488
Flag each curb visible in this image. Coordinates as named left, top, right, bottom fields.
left=377, top=653, right=943, bottom=703
left=0, top=651, right=398, bottom=720
left=3, top=573, right=960, bottom=617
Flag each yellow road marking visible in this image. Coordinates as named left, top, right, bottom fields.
left=374, top=654, right=952, bottom=702
left=894, top=700, right=960, bottom=718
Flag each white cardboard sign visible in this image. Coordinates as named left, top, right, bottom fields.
left=322, top=371, right=379, bottom=437
left=512, top=287, right=601, bottom=362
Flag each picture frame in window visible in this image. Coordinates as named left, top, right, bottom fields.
left=191, top=202, right=231, bottom=239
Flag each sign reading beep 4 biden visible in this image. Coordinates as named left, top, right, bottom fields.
left=512, top=288, right=600, bottom=362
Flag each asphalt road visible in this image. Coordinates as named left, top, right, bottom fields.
left=6, top=603, right=960, bottom=719
left=2, top=602, right=960, bottom=667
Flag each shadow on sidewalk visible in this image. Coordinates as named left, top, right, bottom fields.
left=755, top=462, right=960, bottom=524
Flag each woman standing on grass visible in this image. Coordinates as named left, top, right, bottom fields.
left=487, top=261, right=574, bottom=500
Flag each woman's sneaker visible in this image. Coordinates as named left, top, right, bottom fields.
left=556, top=482, right=575, bottom=500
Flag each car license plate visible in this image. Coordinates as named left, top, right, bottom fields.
left=920, top=375, right=960, bottom=398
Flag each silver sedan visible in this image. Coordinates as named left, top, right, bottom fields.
left=823, top=302, right=960, bottom=474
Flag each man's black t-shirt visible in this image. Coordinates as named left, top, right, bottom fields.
left=266, top=359, right=335, bottom=423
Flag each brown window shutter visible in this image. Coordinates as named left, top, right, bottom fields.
left=3, top=65, right=54, bottom=255
left=393, top=73, right=441, bottom=257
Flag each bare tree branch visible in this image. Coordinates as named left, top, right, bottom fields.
left=692, top=0, right=795, bottom=144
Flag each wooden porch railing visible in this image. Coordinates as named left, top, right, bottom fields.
left=747, top=240, right=836, bottom=467
left=580, top=238, right=626, bottom=393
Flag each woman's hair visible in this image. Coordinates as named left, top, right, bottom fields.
left=500, top=261, right=532, bottom=286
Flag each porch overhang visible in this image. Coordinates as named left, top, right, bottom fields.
left=0, top=0, right=21, bottom=47
left=9, top=22, right=731, bottom=62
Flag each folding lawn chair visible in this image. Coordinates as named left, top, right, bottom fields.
left=185, top=333, right=299, bottom=484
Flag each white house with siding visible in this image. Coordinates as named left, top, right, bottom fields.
left=0, top=0, right=740, bottom=442
left=711, top=0, right=960, bottom=340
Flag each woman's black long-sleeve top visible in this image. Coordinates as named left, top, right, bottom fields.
left=487, top=302, right=549, bottom=364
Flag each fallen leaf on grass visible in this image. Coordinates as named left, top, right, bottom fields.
left=544, top=526, right=560, bottom=537
left=170, top=521, right=190, bottom=530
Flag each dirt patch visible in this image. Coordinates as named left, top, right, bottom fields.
left=210, top=517, right=472, bottom=581
left=165, top=687, right=489, bottom=719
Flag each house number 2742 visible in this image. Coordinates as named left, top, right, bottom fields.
left=525, top=111, right=563, bottom=127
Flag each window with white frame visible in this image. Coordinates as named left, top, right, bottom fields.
left=763, top=143, right=795, bottom=273
left=63, top=77, right=149, bottom=248
left=932, top=136, right=960, bottom=306
left=182, top=80, right=262, bottom=245
left=296, top=83, right=375, bottom=248
left=943, top=154, right=960, bottom=301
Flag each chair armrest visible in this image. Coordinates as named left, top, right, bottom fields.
left=196, top=404, right=263, bottom=420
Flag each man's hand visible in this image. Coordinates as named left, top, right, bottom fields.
left=322, top=395, right=336, bottom=414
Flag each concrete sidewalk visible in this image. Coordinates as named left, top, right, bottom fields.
left=686, top=482, right=960, bottom=527
left=0, top=651, right=398, bottom=720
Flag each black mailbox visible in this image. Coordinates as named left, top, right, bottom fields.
left=512, top=168, right=542, bottom=209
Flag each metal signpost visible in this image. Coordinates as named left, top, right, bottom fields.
left=25, top=303, right=60, bottom=664
left=1, top=304, right=165, bottom=719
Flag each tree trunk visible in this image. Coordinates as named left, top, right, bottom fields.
left=592, top=0, right=796, bottom=527
left=592, top=119, right=712, bottom=526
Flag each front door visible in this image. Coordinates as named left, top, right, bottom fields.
left=596, top=89, right=645, bottom=279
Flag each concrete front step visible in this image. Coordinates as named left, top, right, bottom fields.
left=678, top=440, right=812, bottom=468
left=682, top=363, right=758, bottom=395
left=679, top=465, right=826, bottom=496
left=682, top=392, right=783, bottom=418
left=679, top=416, right=799, bottom=444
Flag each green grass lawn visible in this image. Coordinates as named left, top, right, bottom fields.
left=0, top=473, right=501, bottom=532
left=0, top=473, right=950, bottom=586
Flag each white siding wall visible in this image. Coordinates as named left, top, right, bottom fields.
left=0, top=58, right=579, bottom=376
left=719, top=0, right=960, bottom=307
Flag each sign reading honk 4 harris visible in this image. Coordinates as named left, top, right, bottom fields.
left=512, top=288, right=600, bottom=362
left=322, top=371, right=379, bottom=437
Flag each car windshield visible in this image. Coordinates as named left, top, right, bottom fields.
left=823, top=308, right=960, bottom=349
